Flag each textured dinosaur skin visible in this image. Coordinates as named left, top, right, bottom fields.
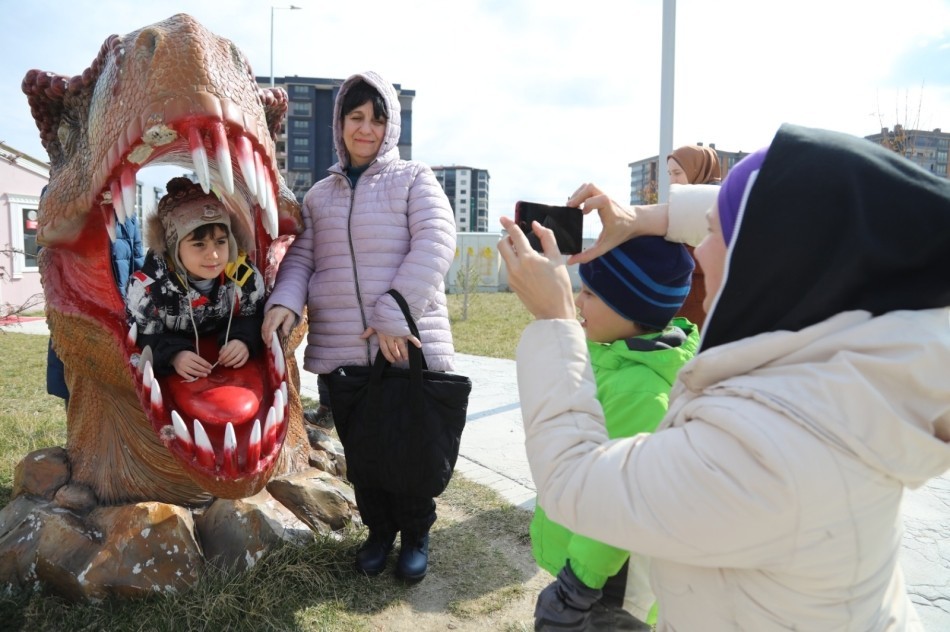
left=21, top=14, right=308, bottom=505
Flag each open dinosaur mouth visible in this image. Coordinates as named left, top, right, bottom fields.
left=109, top=110, right=291, bottom=493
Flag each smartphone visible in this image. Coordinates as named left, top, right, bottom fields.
left=514, top=201, right=583, bottom=255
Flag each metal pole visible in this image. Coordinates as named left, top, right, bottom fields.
left=269, top=6, right=275, bottom=88
left=658, top=0, right=676, bottom=203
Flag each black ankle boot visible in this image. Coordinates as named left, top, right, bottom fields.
left=355, top=531, right=395, bottom=576
left=395, top=533, right=430, bottom=582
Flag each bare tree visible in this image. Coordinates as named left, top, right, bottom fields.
left=874, top=84, right=925, bottom=158
left=0, top=245, right=43, bottom=324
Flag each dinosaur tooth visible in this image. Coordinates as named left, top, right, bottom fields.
left=263, top=407, right=277, bottom=453
left=211, top=122, right=234, bottom=195
left=223, top=422, right=238, bottom=476
left=246, top=419, right=261, bottom=470
left=274, top=388, right=285, bottom=425
left=189, top=128, right=211, bottom=194
left=192, top=420, right=215, bottom=469
left=149, top=379, right=164, bottom=416
left=120, top=168, right=136, bottom=222
left=110, top=179, right=126, bottom=224
left=170, top=411, right=194, bottom=456
left=254, top=151, right=267, bottom=211
left=104, top=207, right=117, bottom=243
left=234, top=135, right=257, bottom=197
left=142, top=360, right=154, bottom=390
left=137, top=346, right=154, bottom=374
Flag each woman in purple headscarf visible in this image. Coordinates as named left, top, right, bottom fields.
left=498, top=124, right=950, bottom=631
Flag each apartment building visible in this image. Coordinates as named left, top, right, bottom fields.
left=431, top=166, right=491, bottom=233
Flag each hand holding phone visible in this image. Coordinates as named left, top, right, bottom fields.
left=514, top=201, right=583, bottom=255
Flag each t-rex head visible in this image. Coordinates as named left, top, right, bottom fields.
left=21, top=14, right=308, bottom=504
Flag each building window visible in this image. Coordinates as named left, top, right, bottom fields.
left=291, top=154, right=309, bottom=168
left=293, top=137, right=310, bottom=148
left=291, top=85, right=310, bottom=97
left=292, top=119, right=310, bottom=131
left=291, top=102, right=312, bottom=116
left=289, top=171, right=312, bottom=189
left=7, top=195, right=40, bottom=276
left=937, top=150, right=947, bottom=164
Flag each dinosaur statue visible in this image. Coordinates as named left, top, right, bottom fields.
left=0, top=14, right=359, bottom=599
left=21, top=13, right=308, bottom=505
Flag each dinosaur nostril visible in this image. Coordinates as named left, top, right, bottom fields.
left=135, top=29, right=160, bottom=57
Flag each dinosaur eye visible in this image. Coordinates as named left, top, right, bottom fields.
left=57, top=111, right=80, bottom=158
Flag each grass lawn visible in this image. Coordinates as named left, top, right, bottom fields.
left=0, top=291, right=543, bottom=631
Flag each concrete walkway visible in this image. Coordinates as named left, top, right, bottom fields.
left=5, top=317, right=949, bottom=629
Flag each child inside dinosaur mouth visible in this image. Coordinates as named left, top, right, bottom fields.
left=127, top=176, right=289, bottom=480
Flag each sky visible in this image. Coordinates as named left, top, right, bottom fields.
left=2, top=0, right=949, bottom=238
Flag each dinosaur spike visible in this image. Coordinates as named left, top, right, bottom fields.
left=127, top=321, right=137, bottom=346
left=189, top=128, right=211, bottom=194
left=120, top=168, right=136, bottom=221
left=246, top=419, right=261, bottom=470
left=234, top=135, right=257, bottom=197
left=192, top=419, right=216, bottom=468
left=171, top=411, right=194, bottom=456
left=223, top=422, right=238, bottom=476
left=263, top=407, right=277, bottom=453
left=211, top=121, right=235, bottom=195
left=110, top=180, right=126, bottom=224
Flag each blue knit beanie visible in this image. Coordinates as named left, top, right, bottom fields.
left=579, top=236, right=695, bottom=330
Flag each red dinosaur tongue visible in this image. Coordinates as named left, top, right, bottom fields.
left=167, top=365, right=263, bottom=425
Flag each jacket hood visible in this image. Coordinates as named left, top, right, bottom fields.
left=677, top=308, right=950, bottom=487
left=702, top=123, right=950, bottom=352
left=332, top=71, right=401, bottom=170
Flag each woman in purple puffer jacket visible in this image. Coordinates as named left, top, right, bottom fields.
left=262, top=71, right=457, bottom=583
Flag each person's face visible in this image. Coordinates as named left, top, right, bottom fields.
left=693, top=203, right=727, bottom=313
left=342, top=101, right=386, bottom=168
left=574, top=284, right=641, bottom=343
left=667, top=157, right=690, bottom=185
left=179, top=225, right=229, bottom=280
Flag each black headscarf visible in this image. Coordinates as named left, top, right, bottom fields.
left=701, top=123, right=950, bottom=351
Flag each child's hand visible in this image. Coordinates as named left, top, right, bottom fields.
left=172, top=351, right=213, bottom=380
left=218, top=340, right=250, bottom=368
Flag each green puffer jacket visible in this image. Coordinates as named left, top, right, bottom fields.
left=530, top=318, right=699, bottom=592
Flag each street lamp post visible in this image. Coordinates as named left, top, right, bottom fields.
left=270, top=5, right=302, bottom=88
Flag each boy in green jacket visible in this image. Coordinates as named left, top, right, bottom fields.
left=531, top=235, right=699, bottom=631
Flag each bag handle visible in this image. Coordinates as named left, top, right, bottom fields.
left=365, top=289, right=427, bottom=422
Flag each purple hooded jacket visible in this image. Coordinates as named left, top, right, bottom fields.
left=265, top=71, right=457, bottom=373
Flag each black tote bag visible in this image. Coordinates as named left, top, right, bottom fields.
left=325, top=290, right=471, bottom=497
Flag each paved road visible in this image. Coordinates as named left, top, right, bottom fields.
left=5, top=318, right=948, bottom=629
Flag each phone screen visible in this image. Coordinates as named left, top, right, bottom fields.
left=514, top=201, right=583, bottom=255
